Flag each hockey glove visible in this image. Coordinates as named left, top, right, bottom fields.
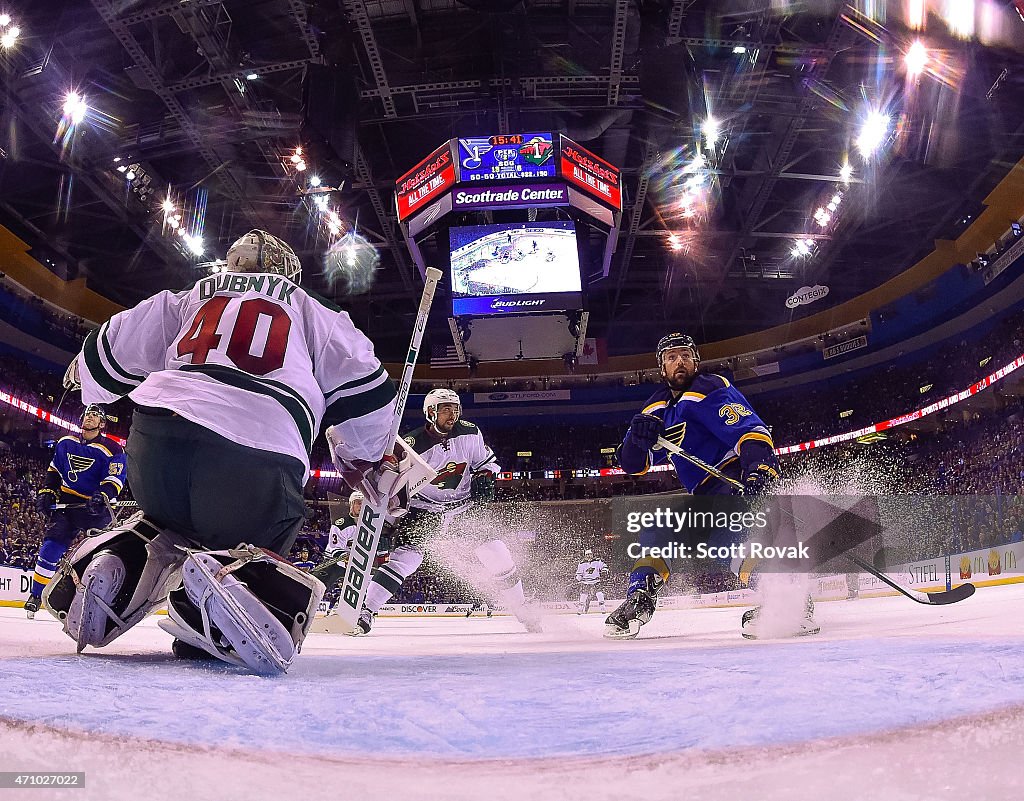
left=742, top=463, right=781, bottom=497
left=470, top=471, right=496, bottom=502
left=625, top=413, right=664, bottom=452
left=35, top=489, right=58, bottom=515
left=87, top=491, right=109, bottom=516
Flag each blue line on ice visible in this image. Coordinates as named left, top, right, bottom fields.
left=2, top=638, right=1021, bottom=759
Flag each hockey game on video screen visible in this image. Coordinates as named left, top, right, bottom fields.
left=448, top=221, right=582, bottom=307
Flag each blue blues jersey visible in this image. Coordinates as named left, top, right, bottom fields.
left=619, top=373, right=777, bottom=494
left=46, top=434, right=127, bottom=502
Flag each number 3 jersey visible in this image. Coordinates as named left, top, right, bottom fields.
left=402, top=420, right=499, bottom=513
left=74, top=272, right=397, bottom=473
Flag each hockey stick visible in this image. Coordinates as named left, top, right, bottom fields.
left=654, top=436, right=745, bottom=491
left=845, top=552, right=975, bottom=605
left=333, top=266, right=443, bottom=632
left=654, top=438, right=976, bottom=605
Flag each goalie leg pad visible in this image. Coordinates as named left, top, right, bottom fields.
left=159, top=546, right=324, bottom=675
left=43, top=512, right=192, bottom=650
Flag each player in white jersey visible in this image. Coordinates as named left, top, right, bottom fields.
left=354, top=388, right=542, bottom=634
left=575, top=549, right=609, bottom=615
left=45, top=230, right=401, bottom=674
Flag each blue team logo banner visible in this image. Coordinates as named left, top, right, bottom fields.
left=457, top=133, right=556, bottom=182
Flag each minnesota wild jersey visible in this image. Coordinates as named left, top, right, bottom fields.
left=402, top=420, right=499, bottom=512
left=576, top=559, right=608, bottom=586
left=325, top=513, right=357, bottom=556
left=74, top=271, right=396, bottom=473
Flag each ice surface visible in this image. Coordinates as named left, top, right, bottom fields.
left=2, top=584, right=1024, bottom=800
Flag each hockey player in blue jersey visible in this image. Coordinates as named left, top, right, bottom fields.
left=605, top=332, right=815, bottom=639
left=24, top=404, right=126, bottom=618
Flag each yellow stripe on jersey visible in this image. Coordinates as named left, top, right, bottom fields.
left=633, top=455, right=652, bottom=476
left=737, top=431, right=775, bottom=449
left=87, top=442, right=114, bottom=458
left=60, top=485, right=91, bottom=499
left=680, top=391, right=705, bottom=402
left=708, top=373, right=731, bottom=388
left=641, top=401, right=668, bottom=415
left=57, top=435, right=78, bottom=444
left=32, top=572, right=53, bottom=586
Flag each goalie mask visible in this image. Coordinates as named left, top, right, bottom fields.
left=226, top=229, right=302, bottom=284
left=423, top=388, right=461, bottom=426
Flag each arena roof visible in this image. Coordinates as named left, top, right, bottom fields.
left=1, top=0, right=1023, bottom=361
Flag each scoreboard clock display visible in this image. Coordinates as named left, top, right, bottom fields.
left=456, top=132, right=556, bottom=182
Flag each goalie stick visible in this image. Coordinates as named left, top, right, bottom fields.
left=653, top=436, right=975, bottom=606
left=333, top=267, right=443, bottom=633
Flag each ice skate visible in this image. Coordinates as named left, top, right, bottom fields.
left=516, top=605, right=543, bottom=633
left=24, top=593, right=41, bottom=620
left=741, top=596, right=819, bottom=640
left=348, top=608, right=375, bottom=637
left=604, top=574, right=662, bottom=640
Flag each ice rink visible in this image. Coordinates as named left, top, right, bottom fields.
left=2, top=584, right=1024, bottom=800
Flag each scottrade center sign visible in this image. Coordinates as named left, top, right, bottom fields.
left=452, top=183, right=568, bottom=210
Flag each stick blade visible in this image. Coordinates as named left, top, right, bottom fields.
left=925, top=582, right=976, bottom=605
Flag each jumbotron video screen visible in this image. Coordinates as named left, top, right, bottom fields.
left=449, top=221, right=581, bottom=299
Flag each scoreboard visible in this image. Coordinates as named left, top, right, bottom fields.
left=456, top=133, right=556, bottom=183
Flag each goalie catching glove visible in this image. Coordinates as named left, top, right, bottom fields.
left=325, top=426, right=436, bottom=522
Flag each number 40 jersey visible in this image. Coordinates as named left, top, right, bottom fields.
left=74, top=271, right=397, bottom=473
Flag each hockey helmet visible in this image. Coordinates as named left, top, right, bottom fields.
left=226, top=230, right=302, bottom=284
left=349, top=490, right=365, bottom=503
left=81, top=404, right=107, bottom=429
left=584, top=548, right=593, bottom=559
left=656, top=332, right=700, bottom=368
left=423, top=388, right=461, bottom=424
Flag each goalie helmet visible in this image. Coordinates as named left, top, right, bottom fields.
left=226, top=229, right=302, bottom=284
left=656, top=332, right=700, bottom=368
left=423, top=388, right=461, bottom=424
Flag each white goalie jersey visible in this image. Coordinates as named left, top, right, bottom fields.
left=74, top=272, right=397, bottom=473
left=402, top=420, right=499, bottom=513
left=576, top=559, right=609, bottom=586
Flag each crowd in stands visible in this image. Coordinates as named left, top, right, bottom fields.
left=3, top=305, right=1024, bottom=607
left=0, top=279, right=90, bottom=353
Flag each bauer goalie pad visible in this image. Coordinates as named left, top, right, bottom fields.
left=44, top=512, right=193, bottom=651
left=159, top=546, right=324, bottom=675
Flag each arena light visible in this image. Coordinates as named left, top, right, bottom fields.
left=944, top=0, right=975, bottom=38
left=309, top=175, right=322, bottom=188
left=295, top=160, right=307, bottom=172
left=839, top=161, right=853, bottom=183
left=246, top=73, right=258, bottom=80
left=907, top=0, right=926, bottom=29
left=732, top=45, right=746, bottom=54
left=0, top=14, right=19, bottom=50
left=183, top=234, right=204, bottom=256
left=62, top=92, right=88, bottom=125
left=856, top=111, right=890, bottom=158
left=905, top=40, right=928, bottom=76
left=0, top=13, right=11, bottom=26
left=703, top=116, right=721, bottom=147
